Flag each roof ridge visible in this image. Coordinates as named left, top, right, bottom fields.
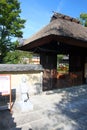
left=50, top=12, right=80, bottom=24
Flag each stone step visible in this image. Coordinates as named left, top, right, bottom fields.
left=43, top=85, right=87, bottom=95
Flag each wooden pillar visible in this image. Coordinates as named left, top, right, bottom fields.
left=69, top=54, right=85, bottom=85
left=40, top=53, right=57, bottom=91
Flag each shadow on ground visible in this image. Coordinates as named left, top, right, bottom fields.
left=1, top=85, right=87, bottom=130
left=0, top=110, right=21, bottom=130
left=33, top=85, right=87, bottom=130
left=47, top=85, right=87, bottom=130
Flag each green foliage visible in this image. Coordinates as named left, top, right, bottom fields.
left=80, top=13, right=87, bottom=27
left=57, top=54, right=64, bottom=63
left=0, top=0, right=26, bottom=63
left=57, top=54, right=69, bottom=73
left=3, top=50, right=33, bottom=64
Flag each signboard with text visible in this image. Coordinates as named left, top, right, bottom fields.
left=0, top=75, right=11, bottom=95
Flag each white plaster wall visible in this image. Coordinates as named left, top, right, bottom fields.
left=11, top=72, right=43, bottom=101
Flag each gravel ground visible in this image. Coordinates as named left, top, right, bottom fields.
left=0, top=85, right=87, bottom=130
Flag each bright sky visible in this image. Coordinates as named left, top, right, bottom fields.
left=19, top=0, right=87, bottom=39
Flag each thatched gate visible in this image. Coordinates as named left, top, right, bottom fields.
left=18, top=13, right=87, bottom=90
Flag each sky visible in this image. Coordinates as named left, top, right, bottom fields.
left=19, top=0, right=87, bottom=39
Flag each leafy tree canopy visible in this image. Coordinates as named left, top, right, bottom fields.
left=0, top=0, right=26, bottom=63
left=3, top=50, right=33, bottom=64
left=80, top=13, right=87, bottom=27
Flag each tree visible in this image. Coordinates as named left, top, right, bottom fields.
left=3, top=50, right=33, bottom=64
left=0, top=0, right=26, bottom=63
left=80, top=13, right=87, bottom=27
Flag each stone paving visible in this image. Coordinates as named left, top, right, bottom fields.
left=0, top=85, right=87, bottom=130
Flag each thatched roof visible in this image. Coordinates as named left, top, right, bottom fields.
left=18, top=13, right=87, bottom=51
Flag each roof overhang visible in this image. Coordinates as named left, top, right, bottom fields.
left=17, top=13, right=87, bottom=52
left=18, top=34, right=87, bottom=52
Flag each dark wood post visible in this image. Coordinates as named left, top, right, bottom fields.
left=40, top=53, right=57, bottom=91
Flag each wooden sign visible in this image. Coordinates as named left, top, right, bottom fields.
left=0, top=74, right=11, bottom=111
left=0, top=75, right=11, bottom=95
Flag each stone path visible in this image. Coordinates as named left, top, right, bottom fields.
left=0, top=85, right=87, bottom=130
